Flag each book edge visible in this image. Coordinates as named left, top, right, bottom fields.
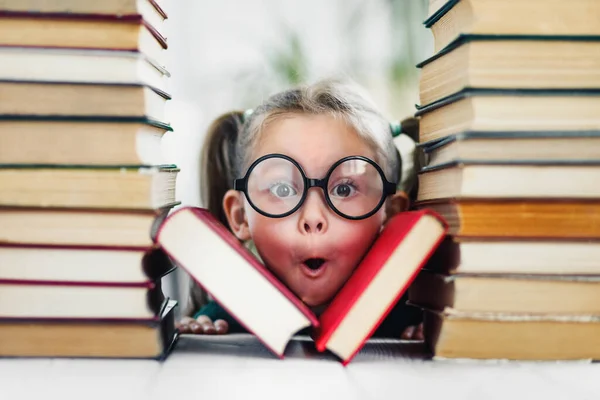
left=423, top=0, right=458, bottom=27
left=415, top=88, right=600, bottom=115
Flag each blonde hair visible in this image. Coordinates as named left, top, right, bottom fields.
left=237, top=78, right=399, bottom=183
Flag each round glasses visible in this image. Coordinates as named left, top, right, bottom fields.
left=233, top=154, right=396, bottom=220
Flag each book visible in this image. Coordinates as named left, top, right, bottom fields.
left=424, top=309, right=600, bottom=360
left=0, top=206, right=173, bottom=248
left=0, top=245, right=174, bottom=284
left=0, top=0, right=167, bottom=30
left=155, top=207, right=320, bottom=358
left=416, top=89, right=600, bottom=143
left=314, top=210, right=447, bottom=364
left=425, top=238, right=600, bottom=275
left=0, top=13, right=167, bottom=65
left=411, top=271, right=600, bottom=315
left=0, top=298, right=178, bottom=358
left=424, top=0, right=600, bottom=53
left=0, top=81, right=169, bottom=121
left=0, top=165, right=178, bottom=209
left=422, top=131, right=600, bottom=166
left=0, top=118, right=170, bottom=166
left=0, top=280, right=166, bottom=319
left=426, top=0, right=448, bottom=20
left=417, top=199, right=600, bottom=239
left=0, top=46, right=169, bottom=92
left=418, top=37, right=600, bottom=105
left=417, top=162, right=600, bottom=202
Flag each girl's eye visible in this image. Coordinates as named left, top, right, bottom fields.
left=269, top=183, right=298, bottom=198
left=331, top=182, right=356, bottom=198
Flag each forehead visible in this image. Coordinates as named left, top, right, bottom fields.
left=253, top=113, right=377, bottom=176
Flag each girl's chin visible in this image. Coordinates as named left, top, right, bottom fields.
left=299, top=293, right=335, bottom=309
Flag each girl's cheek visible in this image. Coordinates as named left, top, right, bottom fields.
left=341, top=218, right=382, bottom=242
left=249, top=216, right=296, bottom=245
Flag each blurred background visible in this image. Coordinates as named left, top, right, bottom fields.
left=159, top=0, right=433, bottom=311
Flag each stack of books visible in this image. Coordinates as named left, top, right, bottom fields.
left=0, top=0, right=178, bottom=359
left=410, top=0, right=600, bottom=360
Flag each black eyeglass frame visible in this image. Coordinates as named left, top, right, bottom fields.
left=233, top=153, right=397, bottom=220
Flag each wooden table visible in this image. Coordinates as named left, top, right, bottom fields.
left=1, top=334, right=598, bottom=400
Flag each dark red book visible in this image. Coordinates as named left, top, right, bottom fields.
left=0, top=299, right=178, bottom=359
left=314, top=210, right=448, bottom=364
left=0, top=12, right=167, bottom=67
left=0, top=0, right=167, bottom=26
left=0, top=279, right=166, bottom=320
left=0, top=206, right=174, bottom=249
left=0, top=244, right=174, bottom=285
left=155, top=207, right=319, bottom=358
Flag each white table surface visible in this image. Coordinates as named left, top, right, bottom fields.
left=1, top=334, right=598, bottom=400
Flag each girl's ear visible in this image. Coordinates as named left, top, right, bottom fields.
left=385, top=190, right=409, bottom=221
left=223, top=190, right=251, bottom=241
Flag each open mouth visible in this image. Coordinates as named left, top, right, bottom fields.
left=303, top=258, right=326, bottom=270
left=301, top=257, right=328, bottom=278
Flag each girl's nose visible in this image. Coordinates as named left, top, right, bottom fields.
left=297, top=189, right=329, bottom=235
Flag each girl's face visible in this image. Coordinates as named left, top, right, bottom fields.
left=243, top=114, right=387, bottom=307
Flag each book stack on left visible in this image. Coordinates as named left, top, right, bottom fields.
left=0, top=0, right=179, bottom=359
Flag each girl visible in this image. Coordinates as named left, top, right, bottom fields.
left=178, top=79, right=423, bottom=340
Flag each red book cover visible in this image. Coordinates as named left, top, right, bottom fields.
left=0, top=12, right=168, bottom=49
left=0, top=0, right=167, bottom=19
left=0, top=242, right=152, bottom=252
left=0, top=278, right=155, bottom=288
left=156, top=207, right=319, bottom=357
left=0, top=279, right=166, bottom=321
left=0, top=243, right=176, bottom=285
left=315, top=210, right=447, bottom=364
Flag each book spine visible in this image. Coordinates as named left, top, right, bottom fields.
left=0, top=279, right=156, bottom=288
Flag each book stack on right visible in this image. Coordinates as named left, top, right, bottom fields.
left=409, top=0, right=600, bottom=360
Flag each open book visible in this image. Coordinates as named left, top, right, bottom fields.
left=156, top=207, right=447, bottom=362
left=156, top=207, right=319, bottom=358
left=314, top=210, right=447, bottom=364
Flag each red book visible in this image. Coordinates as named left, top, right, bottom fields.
left=0, top=0, right=167, bottom=28
left=0, top=279, right=166, bottom=320
left=314, top=210, right=448, bottom=364
left=0, top=11, right=168, bottom=65
left=155, top=207, right=319, bottom=358
left=0, top=299, right=178, bottom=359
left=0, top=244, right=174, bottom=286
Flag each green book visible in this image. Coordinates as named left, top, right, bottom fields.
left=423, top=0, right=600, bottom=53
left=415, top=88, right=600, bottom=144
left=420, top=130, right=600, bottom=167
left=417, top=35, right=600, bottom=106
